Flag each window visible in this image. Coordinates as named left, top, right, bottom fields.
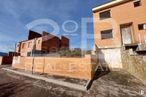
left=28, top=42, right=32, bottom=48
left=134, top=0, right=141, bottom=7
left=99, top=10, right=111, bottom=20
left=22, top=43, right=26, bottom=48
left=101, top=29, right=113, bottom=39
left=138, top=23, right=146, bottom=30
left=38, top=40, right=40, bottom=44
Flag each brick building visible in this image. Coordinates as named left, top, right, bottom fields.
left=16, top=30, right=69, bottom=56
left=92, top=0, right=146, bottom=68
left=0, top=52, right=19, bottom=65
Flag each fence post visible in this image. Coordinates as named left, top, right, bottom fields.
left=32, top=56, right=35, bottom=74
left=43, top=57, right=45, bottom=73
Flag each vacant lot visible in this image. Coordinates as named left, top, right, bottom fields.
left=0, top=66, right=146, bottom=97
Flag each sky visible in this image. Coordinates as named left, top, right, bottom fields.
left=0, top=0, right=111, bottom=53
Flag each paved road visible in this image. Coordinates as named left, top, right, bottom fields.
left=0, top=66, right=146, bottom=97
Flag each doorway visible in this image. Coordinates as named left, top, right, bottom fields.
left=120, top=24, right=133, bottom=45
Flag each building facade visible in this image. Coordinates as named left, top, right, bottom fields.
left=16, top=30, right=69, bottom=56
left=92, top=0, right=146, bottom=68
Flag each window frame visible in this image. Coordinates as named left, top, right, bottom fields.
left=22, top=43, right=26, bottom=49
left=28, top=42, right=32, bottom=48
left=138, top=23, right=146, bottom=30
left=133, top=0, right=141, bottom=7
left=100, top=29, right=113, bottom=40
left=99, top=10, right=111, bottom=20
left=38, top=40, right=41, bottom=44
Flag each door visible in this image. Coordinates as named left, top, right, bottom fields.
left=120, top=24, right=133, bottom=45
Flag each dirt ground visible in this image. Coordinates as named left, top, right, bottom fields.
left=0, top=66, right=146, bottom=97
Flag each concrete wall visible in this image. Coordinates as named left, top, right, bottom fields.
left=12, top=55, right=97, bottom=80
left=97, top=48, right=123, bottom=69
left=93, top=0, right=146, bottom=48
left=122, top=51, right=146, bottom=85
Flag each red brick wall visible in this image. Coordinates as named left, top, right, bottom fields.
left=0, top=57, right=2, bottom=65
left=28, top=30, right=42, bottom=40
left=16, top=31, right=70, bottom=56
left=61, top=36, right=69, bottom=49
left=12, top=55, right=97, bottom=80
left=0, top=56, right=13, bottom=65
left=42, top=34, right=61, bottom=52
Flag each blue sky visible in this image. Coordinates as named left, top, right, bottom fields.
left=0, top=0, right=111, bottom=53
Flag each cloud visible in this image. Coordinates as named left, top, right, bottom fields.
left=0, top=0, right=111, bottom=52
left=0, top=44, right=15, bottom=53
left=0, top=0, right=80, bottom=52
left=2, top=0, right=79, bottom=24
left=0, top=34, right=16, bottom=52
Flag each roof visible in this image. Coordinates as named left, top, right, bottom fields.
left=18, top=38, right=41, bottom=43
left=17, top=31, right=69, bottom=44
left=92, top=0, right=134, bottom=12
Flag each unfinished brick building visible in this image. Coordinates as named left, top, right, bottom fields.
left=92, top=0, right=146, bottom=68
left=16, top=30, right=69, bottom=56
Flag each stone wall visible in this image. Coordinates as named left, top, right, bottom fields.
left=122, top=51, right=146, bottom=85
